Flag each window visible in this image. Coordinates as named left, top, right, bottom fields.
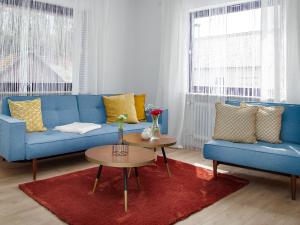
left=189, top=1, right=266, bottom=97
left=0, top=0, right=73, bottom=96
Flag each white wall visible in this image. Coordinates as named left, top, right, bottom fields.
left=102, top=0, right=137, bottom=94
left=100, top=0, right=162, bottom=103
left=127, top=0, right=162, bottom=104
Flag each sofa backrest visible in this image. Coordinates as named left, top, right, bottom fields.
left=76, top=95, right=107, bottom=124
left=226, top=100, right=300, bottom=144
left=2, top=95, right=80, bottom=128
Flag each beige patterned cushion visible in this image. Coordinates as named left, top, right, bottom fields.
left=213, top=103, right=258, bottom=143
left=241, top=103, right=284, bottom=143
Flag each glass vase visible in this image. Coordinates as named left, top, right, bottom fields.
left=150, top=115, right=160, bottom=141
left=118, top=127, right=124, bottom=144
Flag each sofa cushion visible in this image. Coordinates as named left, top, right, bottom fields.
left=204, top=140, right=300, bottom=175
left=103, top=94, right=139, bottom=123
left=76, top=95, right=107, bottom=124
left=8, top=98, right=47, bottom=132
left=213, top=103, right=257, bottom=143
left=2, top=95, right=80, bottom=128
left=241, top=103, right=284, bottom=143
left=134, top=94, right=146, bottom=121
left=226, top=100, right=300, bottom=144
left=25, top=122, right=152, bottom=159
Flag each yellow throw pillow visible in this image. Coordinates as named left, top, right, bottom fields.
left=241, top=103, right=284, bottom=143
left=8, top=98, right=47, bottom=132
left=103, top=94, right=139, bottom=123
left=134, top=94, right=146, bottom=121
left=213, top=103, right=258, bottom=143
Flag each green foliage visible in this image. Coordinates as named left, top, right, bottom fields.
left=117, top=114, right=128, bottom=130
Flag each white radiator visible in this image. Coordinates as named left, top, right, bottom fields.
left=182, top=94, right=258, bottom=150
left=182, top=94, right=222, bottom=149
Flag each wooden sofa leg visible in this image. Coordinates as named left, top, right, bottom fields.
left=213, top=160, right=218, bottom=178
left=291, top=175, right=297, bottom=200
left=32, top=159, right=37, bottom=181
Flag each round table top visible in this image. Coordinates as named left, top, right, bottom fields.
left=123, top=133, right=176, bottom=148
left=85, top=145, right=156, bottom=168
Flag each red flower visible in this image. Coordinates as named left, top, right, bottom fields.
left=150, top=109, right=163, bottom=116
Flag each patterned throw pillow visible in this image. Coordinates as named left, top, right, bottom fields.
left=8, top=98, right=47, bottom=132
left=241, top=103, right=284, bottom=143
left=213, top=103, right=258, bottom=143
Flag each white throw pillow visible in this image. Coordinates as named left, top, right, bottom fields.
left=54, top=122, right=102, bottom=134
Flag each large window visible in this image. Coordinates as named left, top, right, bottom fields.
left=0, top=0, right=73, bottom=96
left=189, top=1, right=265, bottom=97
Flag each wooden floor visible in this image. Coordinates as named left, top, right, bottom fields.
left=0, top=148, right=299, bottom=225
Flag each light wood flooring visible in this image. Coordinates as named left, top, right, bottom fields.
left=0, top=148, right=299, bottom=225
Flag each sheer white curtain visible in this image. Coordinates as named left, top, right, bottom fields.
left=0, top=0, right=110, bottom=99
left=261, top=0, right=286, bottom=101
left=160, top=0, right=297, bottom=150
left=285, top=0, right=300, bottom=104
left=260, top=0, right=300, bottom=103
left=72, top=0, right=110, bottom=94
left=189, top=0, right=284, bottom=99
left=156, top=0, right=189, bottom=147
left=183, top=1, right=270, bottom=149
left=0, top=0, right=73, bottom=98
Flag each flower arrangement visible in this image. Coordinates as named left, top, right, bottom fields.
left=150, top=109, right=163, bottom=117
left=145, top=104, right=163, bottom=116
left=117, top=114, right=128, bottom=144
left=145, top=104, right=163, bottom=140
left=117, top=114, right=128, bottom=130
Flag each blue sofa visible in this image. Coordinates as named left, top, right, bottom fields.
left=204, top=101, right=300, bottom=200
left=0, top=95, right=168, bottom=179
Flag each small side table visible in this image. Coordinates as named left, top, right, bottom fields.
left=123, top=133, right=176, bottom=176
left=85, top=145, right=156, bottom=212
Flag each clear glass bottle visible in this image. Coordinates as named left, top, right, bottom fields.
left=118, top=127, right=124, bottom=144
left=150, top=115, right=160, bottom=141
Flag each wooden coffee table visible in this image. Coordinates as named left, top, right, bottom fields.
left=123, top=133, right=176, bottom=176
left=85, top=145, right=156, bottom=212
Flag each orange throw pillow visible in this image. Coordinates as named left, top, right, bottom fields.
left=103, top=94, right=139, bottom=123
left=134, top=94, right=146, bottom=121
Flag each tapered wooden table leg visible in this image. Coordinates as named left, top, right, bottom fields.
left=122, top=133, right=176, bottom=178
left=92, top=165, right=103, bottom=193
left=128, top=168, right=132, bottom=178
left=161, top=147, right=171, bottom=177
left=134, top=167, right=141, bottom=189
left=153, top=148, right=158, bottom=162
left=213, top=160, right=218, bottom=178
left=123, top=168, right=128, bottom=212
left=291, top=175, right=297, bottom=200
left=32, top=159, right=37, bottom=181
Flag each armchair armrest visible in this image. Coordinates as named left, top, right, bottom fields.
left=0, top=114, right=26, bottom=161
left=146, top=109, right=168, bottom=134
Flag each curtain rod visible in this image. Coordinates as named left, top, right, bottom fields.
left=0, top=0, right=73, bottom=16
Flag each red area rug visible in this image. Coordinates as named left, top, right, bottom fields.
left=19, top=157, right=248, bottom=225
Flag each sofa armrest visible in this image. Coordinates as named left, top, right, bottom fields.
left=0, top=114, right=26, bottom=161
left=146, top=109, right=168, bottom=134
